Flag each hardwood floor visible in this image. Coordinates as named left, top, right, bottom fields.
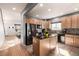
left=0, top=44, right=31, bottom=56
left=5, top=35, right=17, bottom=41
left=0, top=36, right=32, bottom=56
left=1, top=35, right=79, bottom=56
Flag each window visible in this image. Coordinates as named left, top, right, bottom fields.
left=51, top=23, right=62, bottom=30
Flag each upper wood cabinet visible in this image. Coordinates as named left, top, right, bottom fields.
left=25, top=18, right=50, bottom=29
left=61, top=14, right=78, bottom=29
left=77, top=14, right=79, bottom=28
left=25, top=18, right=42, bottom=24
left=71, top=14, right=78, bottom=28
left=61, top=17, right=67, bottom=29
left=61, top=16, right=72, bottom=29
left=41, top=21, right=46, bottom=29
left=66, top=16, right=72, bottom=28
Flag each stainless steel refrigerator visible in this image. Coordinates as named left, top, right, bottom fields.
left=25, top=23, right=33, bottom=45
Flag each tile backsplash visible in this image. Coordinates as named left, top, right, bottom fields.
left=64, top=28, right=79, bottom=35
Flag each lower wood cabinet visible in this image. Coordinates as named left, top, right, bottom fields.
left=74, top=36, right=79, bottom=47
left=65, top=34, right=79, bottom=47
left=65, top=35, right=74, bottom=46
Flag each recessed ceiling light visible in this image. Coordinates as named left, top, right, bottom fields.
left=36, top=15, right=39, bottom=17
left=12, top=7, right=16, bottom=10
left=74, top=8, right=78, bottom=11
left=48, top=9, right=51, bottom=12
left=39, top=3, right=43, bottom=7
left=60, top=13, right=64, bottom=15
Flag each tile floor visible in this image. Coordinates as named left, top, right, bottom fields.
left=49, top=43, right=79, bottom=56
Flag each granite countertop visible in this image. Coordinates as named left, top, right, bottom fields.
left=65, top=33, right=79, bottom=36
left=50, top=34, right=58, bottom=37
left=33, top=33, right=58, bottom=40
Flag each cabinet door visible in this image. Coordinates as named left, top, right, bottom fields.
left=40, top=38, right=50, bottom=56
left=61, top=17, right=67, bottom=29
left=77, top=14, right=79, bottom=28
left=66, top=16, right=72, bottom=28
left=41, top=21, right=49, bottom=29
left=74, top=36, right=79, bottom=47
left=65, top=35, right=74, bottom=46
left=33, top=38, right=40, bottom=56
left=49, top=36, right=57, bottom=50
left=41, top=21, right=45, bottom=29
left=71, top=15, right=78, bottom=28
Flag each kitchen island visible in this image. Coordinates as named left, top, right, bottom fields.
left=33, top=34, right=57, bottom=56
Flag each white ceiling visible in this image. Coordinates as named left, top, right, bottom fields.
left=28, top=3, right=79, bottom=19
left=0, top=3, right=27, bottom=25
left=0, top=3, right=26, bottom=13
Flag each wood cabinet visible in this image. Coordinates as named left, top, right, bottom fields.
left=33, top=38, right=39, bottom=56
left=41, top=20, right=50, bottom=29
left=66, top=16, right=72, bottom=28
left=61, top=14, right=79, bottom=29
left=71, top=15, right=78, bottom=28
left=61, top=16, right=72, bottom=29
left=47, top=21, right=51, bottom=29
left=61, top=17, right=67, bottom=29
left=41, top=21, right=45, bottom=29
left=65, top=34, right=79, bottom=47
left=77, top=14, right=79, bottom=28
left=26, top=18, right=42, bottom=25
left=26, top=18, right=50, bottom=29
left=65, top=35, right=74, bottom=46
left=74, top=35, right=79, bottom=47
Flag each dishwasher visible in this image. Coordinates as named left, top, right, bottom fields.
left=58, top=33, right=65, bottom=44
left=61, top=36, right=65, bottom=43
